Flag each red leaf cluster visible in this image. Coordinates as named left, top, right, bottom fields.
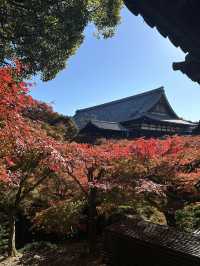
left=0, top=62, right=199, bottom=208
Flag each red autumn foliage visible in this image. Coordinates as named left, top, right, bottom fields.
left=0, top=62, right=199, bottom=204
left=0, top=62, right=200, bottom=255
left=0, top=62, right=80, bottom=256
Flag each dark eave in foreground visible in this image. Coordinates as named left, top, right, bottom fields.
left=124, top=0, right=200, bottom=84
left=106, top=219, right=200, bottom=260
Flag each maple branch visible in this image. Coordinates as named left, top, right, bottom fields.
left=19, top=169, right=53, bottom=203
left=66, top=167, right=88, bottom=198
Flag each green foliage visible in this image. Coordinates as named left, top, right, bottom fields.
left=0, top=0, right=123, bottom=80
left=40, top=116, right=77, bottom=141
left=24, top=102, right=78, bottom=141
left=88, top=0, right=123, bottom=38
left=175, top=203, right=200, bottom=232
left=131, top=202, right=167, bottom=225
left=20, top=241, right=58, bottom=253
left=101, top=200, right=167, bottom=225
left=33, top=200, right=85, bottom=235
left=97, top=187, right=167, bottom=225
left=0, top=213, right=8, bottom=254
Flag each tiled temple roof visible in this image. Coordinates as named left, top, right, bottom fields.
left=74, top=87, right=178, bottom=128
left=74, top=87, right=194, bottom=130
left=106, top=219, right=200, bottom=263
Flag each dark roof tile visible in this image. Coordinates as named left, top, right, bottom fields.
left=107, top=219, right=200, bottom=259
left=89, top=120, right=128, bottom=132
left=124, top=0, right=200, bottom=84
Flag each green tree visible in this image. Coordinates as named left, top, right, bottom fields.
left=175, top=203, right=200, bottom=232
left=23, top=101, right=78, bottom=141
left=0, top=0, right=123, bottom=81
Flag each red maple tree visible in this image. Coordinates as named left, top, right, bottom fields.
left=1, top=62, right=200, bottom=257
left=0, top=63, right=77, bottom=256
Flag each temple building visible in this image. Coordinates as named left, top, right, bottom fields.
left=73, top=87, right=196, bottom=141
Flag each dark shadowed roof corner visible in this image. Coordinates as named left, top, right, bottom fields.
left=124, top=0, right=200, bottom=84
left=89, top=120, right=128, bottom=131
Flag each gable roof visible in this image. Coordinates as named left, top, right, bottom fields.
left=73, top=87, right=179, bottom=128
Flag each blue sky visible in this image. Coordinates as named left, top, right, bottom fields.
left=30, top=8, right=200, bottom=122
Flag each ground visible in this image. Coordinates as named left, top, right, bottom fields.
left=0, top=240, right=106, bottom=266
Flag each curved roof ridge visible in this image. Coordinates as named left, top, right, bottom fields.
left=161, top=89, right=179, bottom=119
left=76, top=87, right=164, bottom=113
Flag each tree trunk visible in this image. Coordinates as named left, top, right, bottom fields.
left=88, top=187, right=97, bottom=254
left=8, top=213, right=17, bottom=257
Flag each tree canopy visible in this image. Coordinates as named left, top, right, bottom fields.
left=0, top=0, right=123, bottom=81
left=1, top=62, right=200, bottom=257
left=1, top=60, right=200, bottom=254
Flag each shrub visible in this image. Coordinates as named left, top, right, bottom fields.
left=175, top=202, right=200, bottom=232
left=33, top=200, right=85, bottom=236
left=20, top=241, right=58, bottom=253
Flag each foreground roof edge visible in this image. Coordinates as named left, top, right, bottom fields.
left=124, top=0, right=200, bottom=84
